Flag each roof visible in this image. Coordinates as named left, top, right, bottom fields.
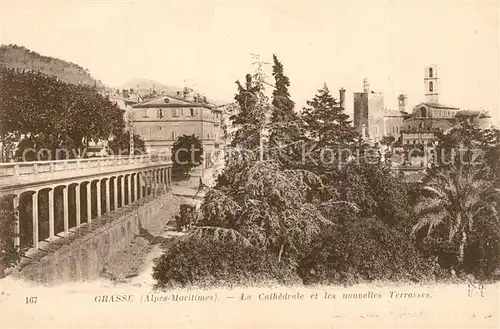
left=414, top=102, right=459, bottom=110
left=384, top=109, right=407, bottom=117
left=456, top=110, right=482, bottom=116
left=131, top=94, right=212, bottom=109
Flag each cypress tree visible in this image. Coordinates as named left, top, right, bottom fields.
left=268, top=54, right=302, bottom=168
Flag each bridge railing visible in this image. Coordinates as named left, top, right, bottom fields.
left=0, top=154, right=172, bottom=178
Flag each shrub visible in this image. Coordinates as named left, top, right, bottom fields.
left=298, top=217, right=442, bottom=285
left=152, top=227, right=300, bottom=289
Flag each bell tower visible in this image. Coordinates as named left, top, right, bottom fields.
left=424, top=64, right=439, bottom=103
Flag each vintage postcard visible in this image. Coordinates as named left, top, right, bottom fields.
left=0, top=1, right=498, bottom=328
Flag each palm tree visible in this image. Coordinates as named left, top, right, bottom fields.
left=412, top=165, right=499, bottom=269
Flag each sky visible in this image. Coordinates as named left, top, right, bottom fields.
left=0, top=1, right=498, bottom=123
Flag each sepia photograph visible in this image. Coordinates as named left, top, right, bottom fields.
left=0, top=1, right=498, bottom=328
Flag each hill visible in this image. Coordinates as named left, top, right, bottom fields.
left=0, top=44, right=105, bottom=88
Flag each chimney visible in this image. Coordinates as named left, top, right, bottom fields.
left=363, top=78, right=370, bottom=93
left=339, top=88, right=346, bottom=108
left=183, top=87, right=195, bottom=102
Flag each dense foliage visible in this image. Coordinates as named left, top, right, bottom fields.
left=171, top=134, right=203, bottom=177
left=299, top=218, right=441, bottom=284
left=412, top=165, right=500, bottom=276
left=0, top=66, right=129, bottom=161
left=0, top=196, right=23, bottom=275
left=107, top=131, right=146, bottom=156
left=149, top=55, right=499, bottom=288
left=153, top=227, right=300, bottom=288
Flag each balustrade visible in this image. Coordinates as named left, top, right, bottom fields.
left=0, top=154, right=172, bottom=178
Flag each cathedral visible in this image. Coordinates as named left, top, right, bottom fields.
left=353, top=65, right=492, bottom=146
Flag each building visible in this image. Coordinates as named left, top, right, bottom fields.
left=400, top=65, right=491, bottom=145
left=353, top=65, right=492, bottom=146
left=130, top=87, right=224, bottom=167
left=353, top=79, right=404, bottom=143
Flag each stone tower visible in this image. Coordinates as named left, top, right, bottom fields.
left=398, top=94, right=407, bottom=112
left=424, top=65, right=439, bottom=103
left=363, top=78, right=370, bottom=93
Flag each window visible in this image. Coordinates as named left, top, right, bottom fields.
left=172, top=108, right=178, bottom=117
left=157, top=109, right=163, bottom=119
left=143, top=109, right=148, bottom=118
left=429, top=81, right=434, bottom=92
left=420, top=107, right=427, bottom=118
left=190, top=108, right=195, bottom=116
left=429, top=67, right=433, bottom=78
left=171, top=131, right=177, bottom=140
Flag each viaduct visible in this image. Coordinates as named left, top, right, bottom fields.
left=0, top=155, right=174, bottom=281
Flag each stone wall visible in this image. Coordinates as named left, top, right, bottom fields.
left=15, top=194, right=174, bottom=285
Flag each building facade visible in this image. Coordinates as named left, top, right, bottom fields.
left=400, top=65, right=491, bottom=145
left=353, top=78, right=399, bottom=143
left=353, top=65, right=492, bottom=146
left=130, top=87, right=223, bottom=167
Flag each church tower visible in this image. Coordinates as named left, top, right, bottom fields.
left=424, top=65, right=439, bottom=103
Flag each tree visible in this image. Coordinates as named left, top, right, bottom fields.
left=230, top=56, right=271, bottom=159
left=326, top=158, right=414, bottom=227
left=202, top=160, right=328, bottom=267
left=299, top=84, right=359, bottom=182
left=152, top=226, right=297, bottom=288
left=107, top=131, right=146, bottom=156
left=412, top=165, right=499, bottom=273
left=268, top=55, right=302, bottom=167
left=301, top=83, right=358, bottom=150
left=299, top=216, right=439, bottom=284
left=171, top=134, right=203, bottom=177
left=0, top=67, right=126, bottom=161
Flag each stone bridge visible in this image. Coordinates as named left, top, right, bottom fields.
left=0, top=155, right=173, bottom=260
